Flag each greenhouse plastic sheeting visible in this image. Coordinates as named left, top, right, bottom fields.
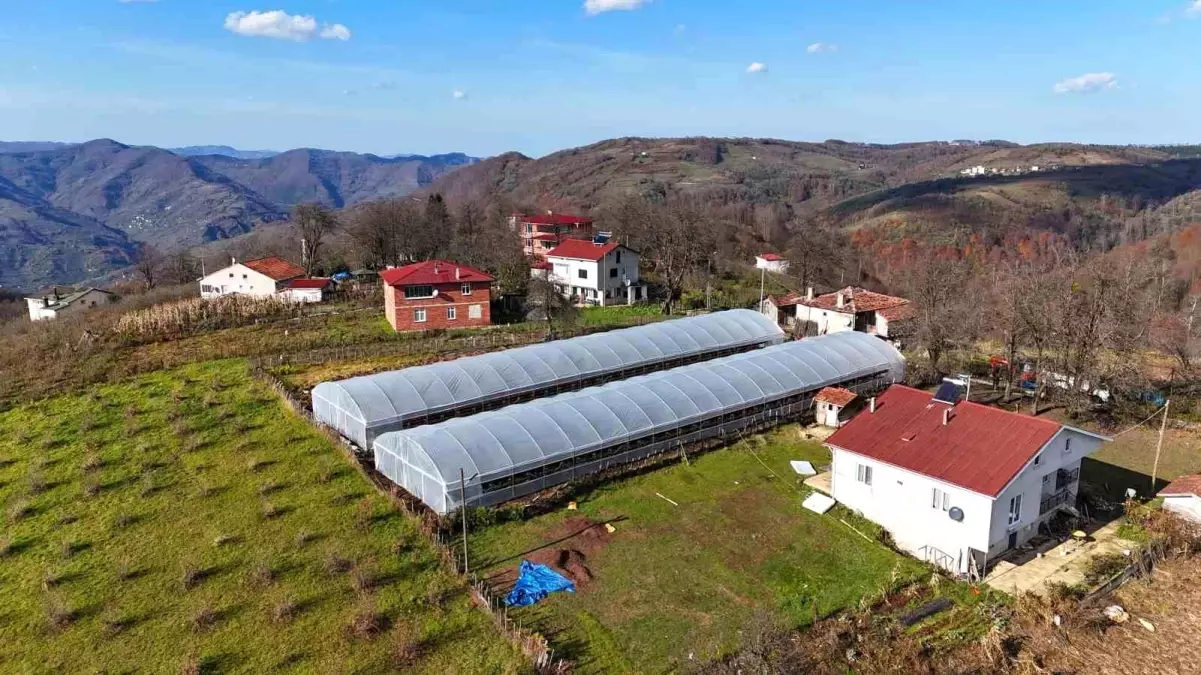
left=374, top=331, right=904, bottom=514
left=312, top=309, right=783, bottom=449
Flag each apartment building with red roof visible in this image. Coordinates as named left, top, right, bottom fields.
left=509, top=211, right=595, bottom=259
left=824, top=384, right=1109, bottom=577
left=381, top=259, right=494, bottom=332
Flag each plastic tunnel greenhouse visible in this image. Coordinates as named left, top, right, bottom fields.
left=312, top=309, right=784, bottom=450
left=373, top=331, right=905, bottom=514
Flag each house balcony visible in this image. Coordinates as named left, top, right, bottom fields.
left=1040, top=488, right=1076, bottom=516
left=1055, top=467, right=1080, bottom=491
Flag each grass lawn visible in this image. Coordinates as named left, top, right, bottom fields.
left=576, top=305, right=663, bottom=327
left=469, top=425, right=927, bottom=674
left=0, top=361, right=524, bottom=674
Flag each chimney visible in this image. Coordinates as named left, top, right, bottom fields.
left=231, top=256, right=236, bottom=266
left=434, top=262, right=441, bottom=274
left=455, top=267, right=462, bottom=280
left=836, top=291, right=846, bottom=309
left=943, top=408, right=952, bottom=426
left=806, top=286, right=815, bottom=301
left=869, top=397, right=876, bottom=413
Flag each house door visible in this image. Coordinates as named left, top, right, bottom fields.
left=1007, top=531, right=1017, bottom=550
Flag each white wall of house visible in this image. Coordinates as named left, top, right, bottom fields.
left=831, top=448, right=993, bottom=574
left=796, top=306, right=855, bottom=334
left=1163, top=495, right=1201, bottom=523
left=832, top=427, right=1105, bottom=574
left=817, top=401, right=845, bottom=428
left=280, top=287, right=326, bottom=304
left=755, top=257, right=790, bottom=273
left=25, top=289, right=112, bottom=321
left=986, top=428, right=1105, bottom=556
left=545, top=246, right=642, bottom=306
left=199, top=263, right=280, bottom=299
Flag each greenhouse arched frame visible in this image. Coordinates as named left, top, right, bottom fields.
left=373, top=331, right=905, bottom=514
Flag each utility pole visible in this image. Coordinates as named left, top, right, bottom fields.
left=705, top=256, right=712, bottom=311
left=1151, top=400, right=1171, bottom=494
left=460, top=468, right=469, bottom=575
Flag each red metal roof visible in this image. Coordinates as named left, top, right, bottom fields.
left=530, top=261, right=553, bottom=270
left=286, top=278, right=332, bottom=289
left=531, top=234, right=559, bottom=241
left=815, top=387, right=858, bottom=407
left=759, top=253, right=784, bottom=261
left=242, top=257, right=306, bottom=281
left=545, top=239, right=621, bottom=262
left=514, top=212, right=594, bottom=226
left=796, top=286, right=909, bottom=314
left=1160, top=474, right=1201, bottom=499
left=380, top=260, right=494, bottom=287
left=825, top=385, right=1063, bottom=497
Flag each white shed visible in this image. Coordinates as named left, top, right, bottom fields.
left=1159, top=475, right=1201, bottom=524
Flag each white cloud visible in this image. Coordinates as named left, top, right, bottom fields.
left=806, top=42, right=837, bottom=54
left=452, top=90, right=467, bottom=100
left=320, top=24, right=352, bottom=41
left=223, top=10, right=351, bottom=42
left=1052, top=72, right=1118, bottom=94
left=1188, top=1, right=1201, bottom=16
left=745, top=62, right=767, bottom=74
left=584, top=0, right=651, bottom=16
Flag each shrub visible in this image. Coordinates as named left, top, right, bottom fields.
left=248, top=559, right=276, bottom=587
left=262, top=502, right=283, bottom=520
left=1083, top=552, right=1130, bottom=587
left=181, top=565, right=203, bottom=590
left=82, top=453, right=103, bottom=472
left=272, top=596, right=300, bottom=624
left=45, top=595, right=76, bottom=631
left=27, top=470, right=48, bottom=495
left=213, top=534, right=237, bottom=548
left=390, top=622, right=422, bottom=667
left=112, top=512, right=138, bottom=529
left=324, top=552, right=354, bottom=576
left=191, top=605, right=219, bottom=632
left=8, top=498, right=33, bottom=522
left=346, top=603, right=389, bottom=641
left=82, top=477, right=101, bottom=498
left=294, top=529, right=315, bottom=547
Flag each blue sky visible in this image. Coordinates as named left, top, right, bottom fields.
left=1, top=1, right=1200, bottom=157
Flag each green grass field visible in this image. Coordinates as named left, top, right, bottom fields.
left=0, top=361, right=524, bottom=674
left=469, top=426, right=927, bottom=674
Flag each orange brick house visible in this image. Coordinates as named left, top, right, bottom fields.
left=381, top=260, right=494, bottom=332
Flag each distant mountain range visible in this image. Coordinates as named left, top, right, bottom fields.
left=0, top=139, right=479, bottom=289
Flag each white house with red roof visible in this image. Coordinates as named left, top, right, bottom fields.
left=381, top=259, right=494, bottom=332
left=824, top=385, right=1109, bottom=576
left=1159, top=474, right=1201, bottom=524
left=199, top=257, right=308, bottom=300
left=536, top=239, right=645, bottom=306
left=755, top=253, right=790, bottom=273
left=510, top=211, right=595, bottom=259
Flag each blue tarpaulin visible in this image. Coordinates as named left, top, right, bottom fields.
left=505, top=560, right=576, bottom=607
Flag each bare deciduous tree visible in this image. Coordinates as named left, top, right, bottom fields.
left=134, top=245, right=164, bottom=290
left=292, top=203, right=338, bottom=276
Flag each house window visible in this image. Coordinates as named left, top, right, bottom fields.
left=856, top=464, right=873, bottom=486
left=1008, top=494, right=1023, bottom=526
left=616, top=251, right=622, bottom=264
left=931, top=488, right=950, bottom=511
left=447, top=307, right=457, bottom=321
left=1034, top=453, right=1042, bottom=466
left=404, top=285, right=436, bottom=299
left=1064, top=437, right=1072, bottom=453
left=578, top=269, right=588, bottom=280
left=609, top=268, right=618, bottom=278
left=461, top=283, right=472, bottom=296
left=469, top=304, right=482, bottom=319
left=414, top=308, right=427, bottom=323
left=525, top=223, right=532, bottom=233
left=229, top=273, right=234, bottom=278
left=242, top=274, right=248, bottom=279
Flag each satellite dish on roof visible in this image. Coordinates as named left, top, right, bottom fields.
left=948, top=507, right=964, bottom=522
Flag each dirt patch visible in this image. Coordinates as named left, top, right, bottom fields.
left=495, top=516, right=614, bottom=591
